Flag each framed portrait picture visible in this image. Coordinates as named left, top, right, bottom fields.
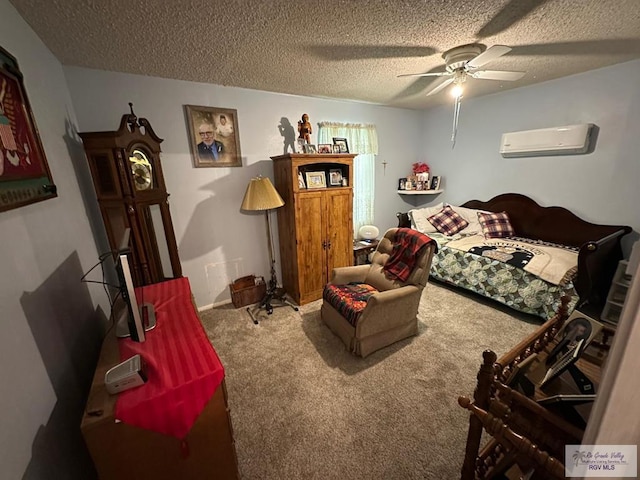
left=329, top=169, right=343, bottom=186
left=430, top=175, right=441, bottom=190
left=332, top=144, right=341, bottom=153
left=296, top=138, right=307, bottom=153
left=398, top=178, right=407, bottom=190
left=303, top=144, right=317, bottom=154
left=317, top=143, right=332, bottom=154
left=332, top=137, right=349, bottom=153
left=0, top=46, right=57, bottom=212
left=185, top=105, right=242, bottom=168
left=305, top=171, right=326, bottom=189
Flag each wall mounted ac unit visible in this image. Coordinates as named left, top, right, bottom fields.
left=500, top=124, right=594, bottom=158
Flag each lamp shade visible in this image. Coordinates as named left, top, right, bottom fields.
left=241, top=176, right=284, bottom=211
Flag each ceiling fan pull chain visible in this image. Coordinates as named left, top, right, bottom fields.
left=451, top=95, right=462, bottom=147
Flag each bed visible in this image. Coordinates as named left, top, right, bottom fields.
left=397, top=193, right=631, bottom=319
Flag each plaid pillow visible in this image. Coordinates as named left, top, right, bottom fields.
left=427, top=205, right=469, bottom=236
left=478, top=211, right=515, bottom=238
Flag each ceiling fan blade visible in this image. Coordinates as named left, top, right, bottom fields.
left=476, top=0, right=550, bottom=39
left=466, top=45, right=512, bottom=68
left=424, top=77, right=454, bottom=97
left=471, top=70, right=526, bottom=81
left=397, top=71, right=450, bottom=78
left=306, top=45, right=437, bottom=61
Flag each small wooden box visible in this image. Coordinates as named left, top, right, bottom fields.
left=229, top=275, right=266, bottom=308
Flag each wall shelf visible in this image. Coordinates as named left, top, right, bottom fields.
left=397, top=189, right=444, bottom=195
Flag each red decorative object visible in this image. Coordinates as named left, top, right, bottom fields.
left=412, top=162, right=430, bottom=174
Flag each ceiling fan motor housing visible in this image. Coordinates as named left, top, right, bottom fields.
left=444, top=44, right=483, bottom=72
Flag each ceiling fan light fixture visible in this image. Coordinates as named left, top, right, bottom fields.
left=450, top=84, right=464, bottom=98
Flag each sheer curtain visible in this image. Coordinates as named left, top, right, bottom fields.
left=317, top=122, right=378, bottom=237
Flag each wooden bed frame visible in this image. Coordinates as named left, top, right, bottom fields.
left=397, top=193, right=632, bottom=312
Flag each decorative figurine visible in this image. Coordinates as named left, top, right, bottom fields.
left=297, top=113, right=312, bottom=144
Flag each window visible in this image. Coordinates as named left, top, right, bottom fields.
left=317, top=122, right=378, bottom=237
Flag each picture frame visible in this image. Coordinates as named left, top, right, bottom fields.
left=398, top=178, right=407, bottom=190
left=305, top=171, right=326, bottom=189
left=303, top=144, right=317, bottom=154
left=317, top=143, right=332, bottom=154
left=329, top=169, right=343, bottom=186
left=430, top=175, right=441, bottom=190
left=332, top=137, right=349, bottom=153
left=184, top=104, right=242, bottom=168
left=545, top=311, right=603, bottom=368
left=332, top=144, right=341, bottom=153
left=0, top=46, right=57, bottom=212
left=298, top=172, right=306, bottom=189
left=296, top=138, right=307, bottom=153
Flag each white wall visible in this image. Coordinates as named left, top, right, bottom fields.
left=420, top=60, right=640, bottom=252
left=63, top=67, right=424, bottom=308
left=0, top=1, right=105, bottom=478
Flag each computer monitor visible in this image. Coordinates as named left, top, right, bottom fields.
left=113, top=228, right=156, bottom=342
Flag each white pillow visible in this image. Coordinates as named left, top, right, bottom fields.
left=409, top=203, right=444, bottom=234
left=446, top=205, right=490, bottom=235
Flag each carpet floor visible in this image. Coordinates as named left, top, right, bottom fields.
left=199, top=281, right=542, bottom=480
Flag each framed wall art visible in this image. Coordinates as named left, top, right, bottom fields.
left=185, top=105, right=242, bottom=167
left=305, top=171, right=326, bottom=189
left=0, top=46, right=57, bottom=212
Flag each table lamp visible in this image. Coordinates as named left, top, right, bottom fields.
left=241, top=176, right=298, bottom=323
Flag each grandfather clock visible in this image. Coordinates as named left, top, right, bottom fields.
left=80, top=104, right=182, bottom=286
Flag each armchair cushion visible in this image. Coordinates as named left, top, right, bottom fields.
left=323, top=283, right=379, bottom=327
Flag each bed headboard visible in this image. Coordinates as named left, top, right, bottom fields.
left=462, top=193, right=629, bottom=248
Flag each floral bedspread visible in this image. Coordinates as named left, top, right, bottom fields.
left=428, top=233, right=578, bottom=320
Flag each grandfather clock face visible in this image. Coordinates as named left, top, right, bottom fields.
left=129, top=148, right=154, bottom=191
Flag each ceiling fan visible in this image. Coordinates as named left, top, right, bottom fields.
left=398, top=44, right=525, bottom=146
left=398, top=44, right=525, bottom=97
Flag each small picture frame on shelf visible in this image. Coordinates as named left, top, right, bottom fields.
left=332, top=137, right=349, bottom=153
left=296, top=138, right=307, bottom=153
left=318, top=144, right=332, bottom=154
left=303, top=144, right=317, bottom=154
left=398, top=178, right=407, bottom=190
left=298, top=172, right=306, bottom=189
left=305, top=171, right=326, bottom=189
left=332, top=144, right=341, bottom=153
left=430, top=175, right=441, bottom=190
left=329, top=169, right=343, bottom=186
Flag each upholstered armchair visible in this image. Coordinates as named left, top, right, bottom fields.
left=320, top=228, right=437, bottom=358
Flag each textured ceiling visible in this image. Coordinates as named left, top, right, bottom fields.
left=9, top=0, right=640, bottom=110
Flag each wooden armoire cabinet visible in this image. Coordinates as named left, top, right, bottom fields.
left=271, top=153, right=355, bottom=305
left=80, top=105, right=182, bottom=286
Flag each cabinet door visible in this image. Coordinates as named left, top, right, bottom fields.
left=325, top=189, right=353, bottom=274
left=295, top=192, right=327, bottom=303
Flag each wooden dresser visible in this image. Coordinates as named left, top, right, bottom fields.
left=271, top=153, right=355, bottom=305
left=81, top=278, right=239, bottom=479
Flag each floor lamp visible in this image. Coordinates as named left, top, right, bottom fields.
left=241, top=176, right=298, bottom=324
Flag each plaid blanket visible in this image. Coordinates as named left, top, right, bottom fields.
left=383, top=228, right=433, bottom=282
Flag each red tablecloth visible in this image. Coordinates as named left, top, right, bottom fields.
left=114, top=277, right=225, bottom=439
